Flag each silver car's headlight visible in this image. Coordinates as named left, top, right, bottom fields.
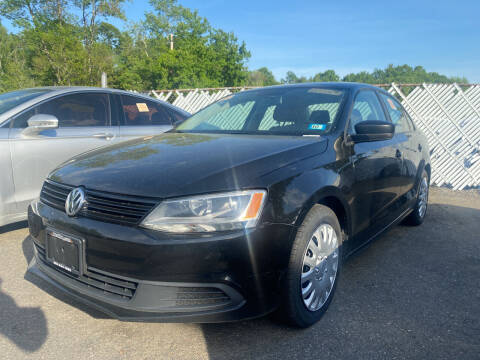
left=141, top=190, right=267, bottom=233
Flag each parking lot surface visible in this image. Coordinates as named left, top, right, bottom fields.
left=0, top=188, right=479, bottom=360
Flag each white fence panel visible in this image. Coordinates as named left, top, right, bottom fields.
left=150, top=84, right=480, bottom=190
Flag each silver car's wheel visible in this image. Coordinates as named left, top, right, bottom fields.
left=418, top=176, right=428, bottom=218
left=282, top=204, right=342, bottom=327
left=301, top=223, right=339, bottom=312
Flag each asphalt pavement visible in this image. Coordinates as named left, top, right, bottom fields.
left=0, top=187, right=479, bottom=360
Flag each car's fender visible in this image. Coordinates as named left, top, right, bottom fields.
left=266, top=157, right=352, bottom=236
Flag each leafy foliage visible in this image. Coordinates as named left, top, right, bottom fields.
left=0, top=0, right=250, bottom=91
left=281, top=65, right=467, bottom=85
left=0, top=1, right=469, bottom=93
left=247, top=67, right=278, bottom=86
left=0, top=23, right=35, bottom=92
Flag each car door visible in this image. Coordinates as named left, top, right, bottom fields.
left=348, top=90, right=405, bottom=245
left=8, top=92, right=118, bottom=213
left=379, top=93, right=421, bottom=203
left=117, top=94, right=175, bottom=141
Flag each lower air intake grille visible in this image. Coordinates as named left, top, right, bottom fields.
left=176, top=287, right=231, bottom=306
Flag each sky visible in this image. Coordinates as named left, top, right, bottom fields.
left=3, top=0, right=480, bottom=82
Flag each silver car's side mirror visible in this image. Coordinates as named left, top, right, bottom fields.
left=22, top=114, right=59, bottom=136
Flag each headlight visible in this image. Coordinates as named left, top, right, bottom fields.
left=141, top=190, right=267, bottom=233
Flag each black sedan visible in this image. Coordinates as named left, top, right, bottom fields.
left=27, top=83, right=430, bottom=327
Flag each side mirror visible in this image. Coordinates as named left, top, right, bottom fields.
left=22, top=114, right=59, bottom=136
left=349, top=120, right=394, bottom=143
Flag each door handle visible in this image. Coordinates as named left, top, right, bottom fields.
left=396, top=149, right=402, bottom=158
left=93, top=133, right=114, bottom=140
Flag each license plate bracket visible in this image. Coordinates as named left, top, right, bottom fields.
left=45, top=230, right=83, bottom=276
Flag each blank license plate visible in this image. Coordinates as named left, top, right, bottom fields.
left=46, top=231, right=81, bottom=276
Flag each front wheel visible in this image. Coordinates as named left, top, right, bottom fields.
left=404, top=170, right=429, bottom=226
left=281, top=204, right=342, bottom=328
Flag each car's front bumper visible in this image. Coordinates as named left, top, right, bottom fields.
left=27, top=200, right=294, bottom=322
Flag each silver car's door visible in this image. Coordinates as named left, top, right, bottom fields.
left=0, top=124, right=18, bottom=226
left=117, top=94, right=174, bottom=141
left=8, top=92, right=118, bottom=212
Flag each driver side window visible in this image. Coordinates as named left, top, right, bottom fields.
left=11, top=93, right=109, bottom=128
left=350, top=91, right=387, bottom=133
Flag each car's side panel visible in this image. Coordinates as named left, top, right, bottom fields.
left=9, top=127, right=117, bottom=212
left=263, top=127, right=425, bottom=259
left=377, top=92, right=421, bottom=209
left=348, top=138, right=405, bottom=236
left=400, top=117, right=425, bottom=206
left=0, top=128, right=17, bottom=226
left=341, top=89, right=408, bottom=247
left=118, top=124, right=173, bottom=141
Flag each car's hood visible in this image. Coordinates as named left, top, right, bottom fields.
left=50, top=132, right=328, bottom=198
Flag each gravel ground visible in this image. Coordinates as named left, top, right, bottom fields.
left=0, top=187, right=479, bottom=360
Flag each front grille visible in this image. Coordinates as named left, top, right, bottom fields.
left=35, top=244, right=138, bottom=302
left=28, top=206, right=42, bottom=238
left=176, top=287, right=231, bottom=306
left=40, top=180, right=157, bottom=226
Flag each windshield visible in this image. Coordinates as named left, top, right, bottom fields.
left=0, top=89, right=52, bottom=115
left=176, top=87, right=346, bottom=136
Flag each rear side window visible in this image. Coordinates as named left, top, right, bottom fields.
left=350, top=91, right=387, bottom=133
left=379, top=93, right=413, bottom=133
left=120, top=95, right=173, bottom=126
left=12, top=93, right=109, bottom=128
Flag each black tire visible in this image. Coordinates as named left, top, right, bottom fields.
left=280, top=204, right=342, bottom=328
left=404, top=170, right=429, bottom=226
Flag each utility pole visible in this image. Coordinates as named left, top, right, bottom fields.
left=170, top=34, right=174, bottom=50
left=101, top=72, right=107, bottom=88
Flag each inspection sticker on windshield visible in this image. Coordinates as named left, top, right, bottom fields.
left=387, top=98, right=397, bottom=110
left=308, top=123, right=326, bottom=130
left=136, top=103, right=149, bottom=112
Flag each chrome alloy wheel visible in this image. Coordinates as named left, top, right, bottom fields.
left=301, top=224, right=339, bottom=312
left=418, top=176, right=429, bottom=218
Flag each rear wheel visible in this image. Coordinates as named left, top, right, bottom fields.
left=404, top=170, right=429, bottom=226
left=281, top=204, right=342, bottom=328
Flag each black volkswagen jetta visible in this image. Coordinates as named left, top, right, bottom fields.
left=28, top=83, right=430, bottom=327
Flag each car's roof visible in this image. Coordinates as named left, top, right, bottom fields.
left=0, top=87, right=189, bottom=125
left=20, top=86, right=152, bottom=97
left=244, top=82, right=387, bottom=93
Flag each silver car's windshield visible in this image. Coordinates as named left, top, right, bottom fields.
left=175, top=87, right=346, bottom=136
left=0, top=89, right=53, bottom=115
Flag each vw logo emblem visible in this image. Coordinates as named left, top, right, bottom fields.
left=65, top=187, right=86, bottom=217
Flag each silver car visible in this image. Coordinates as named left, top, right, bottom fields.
left=0, top=87, right=189, bottom=226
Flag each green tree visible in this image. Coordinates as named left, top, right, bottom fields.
left=312, top=69, right=340, bottom=82
left=24, top=23, right=88, bottom=85
left=247, top=67, right=278, bottom=86
left=0, top=23, right=34, bottom=91
left=281, top=71, right=308, bottom=84
left=110, top=0, right=250, bottom=90
left=0, top=0, right=124, bottom=86
left=342, top=71, right=376, bottom=83
left=343, top=64, right=467, bottom=84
